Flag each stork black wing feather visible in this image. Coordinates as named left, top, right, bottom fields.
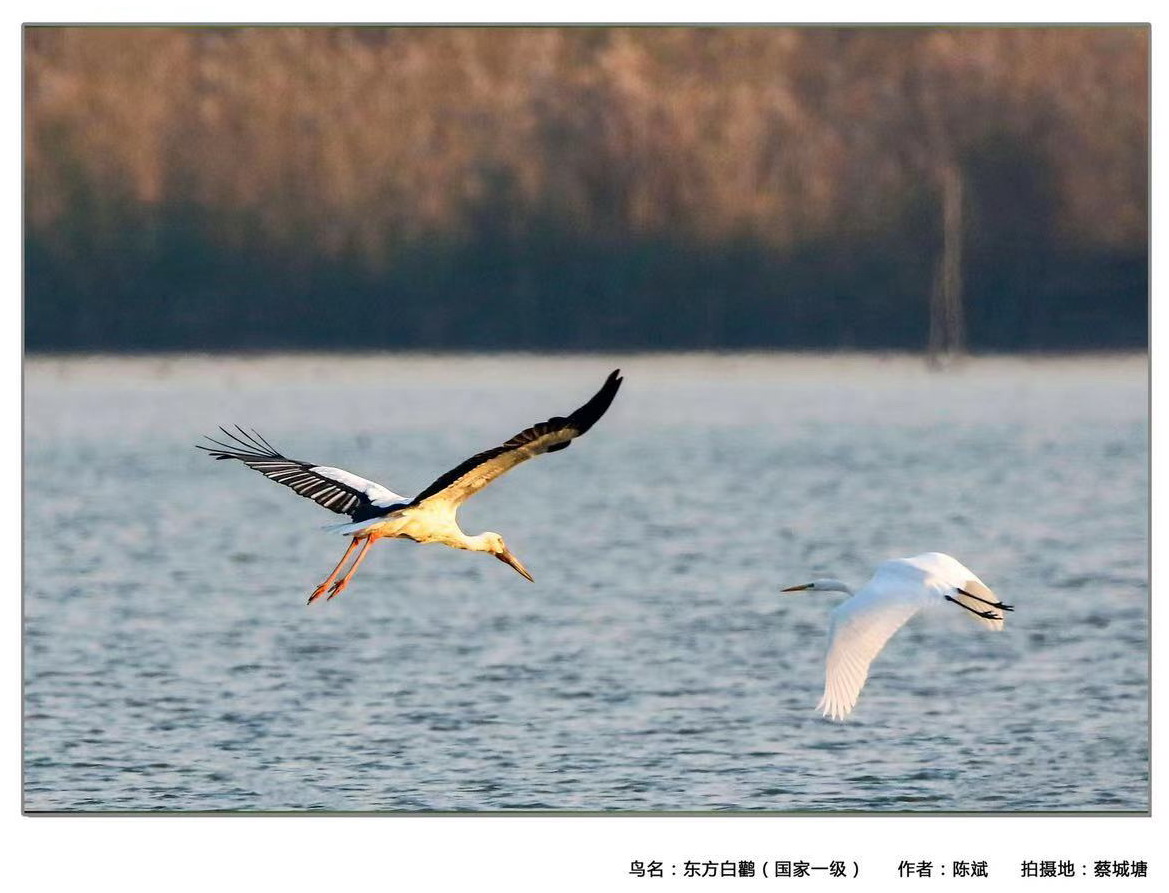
left=197, top=428, right=404, bottom=520
left=410, top=369, right=623, bottom=506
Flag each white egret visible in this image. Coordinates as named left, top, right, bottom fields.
left=782, top=552, right=1012, bottom=720
left=199, top=370, right=623, bottom=603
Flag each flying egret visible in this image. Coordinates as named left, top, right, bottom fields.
left=199, top=369, right=623, bottom=603
left=782, top=552, right=1012, bottom=720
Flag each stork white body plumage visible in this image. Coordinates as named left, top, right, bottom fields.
left=200, top=370, right=623, bottom=603
left=783, top=552, right=1012, bottom=720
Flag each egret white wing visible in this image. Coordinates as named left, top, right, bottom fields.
left=903, top=552, right=1006, bottom=631
left=819, top=582, right=927, bottom=720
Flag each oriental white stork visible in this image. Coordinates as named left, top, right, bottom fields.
left=782, top=552, right=1013, bottom=720
left=199, top=369, right=623, bottom=603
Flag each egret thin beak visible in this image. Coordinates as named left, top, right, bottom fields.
left=782, top=583, right=812, bottom=592
left=497, top=548, right=534, bottom=582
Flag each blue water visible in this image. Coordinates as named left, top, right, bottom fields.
left=23, top=354, right=1148, bottom=811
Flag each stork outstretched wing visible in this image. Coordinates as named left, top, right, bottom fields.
left=198, top=427, right=407, bottom=521
left=409, top=369, right=623, bottom=510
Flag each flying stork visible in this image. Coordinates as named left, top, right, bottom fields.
left=199, top=369, right=623, bottom=603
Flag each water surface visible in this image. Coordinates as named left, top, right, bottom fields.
left=24, top=353, right=1148, bottom=811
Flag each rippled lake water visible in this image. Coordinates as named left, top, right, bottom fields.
left=23, top=353, right=1148, bottom=812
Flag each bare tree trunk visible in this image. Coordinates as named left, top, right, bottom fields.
left=928, top=160, right=966, bottom=368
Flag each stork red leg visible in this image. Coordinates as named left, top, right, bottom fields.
left=326, top=535, right=378, bottom=600
left=307, top=537, right=362, bottom=605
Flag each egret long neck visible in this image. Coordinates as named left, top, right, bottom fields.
left=817, top=579, right=854, bottom=595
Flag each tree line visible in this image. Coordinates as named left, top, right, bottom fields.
left=25, top=26, right=1148, bottom=352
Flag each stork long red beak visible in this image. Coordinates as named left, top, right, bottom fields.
left=782, top=583, right=812, bottom=592
left=497, top=548, right=534, bottom=582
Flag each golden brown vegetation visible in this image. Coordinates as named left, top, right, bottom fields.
left=26, top=27, right=1147, bottom=251
left=24, top=26, right=1148, bottom=350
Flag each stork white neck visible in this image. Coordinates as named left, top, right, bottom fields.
left=462, top=531, right=503, bottom=553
